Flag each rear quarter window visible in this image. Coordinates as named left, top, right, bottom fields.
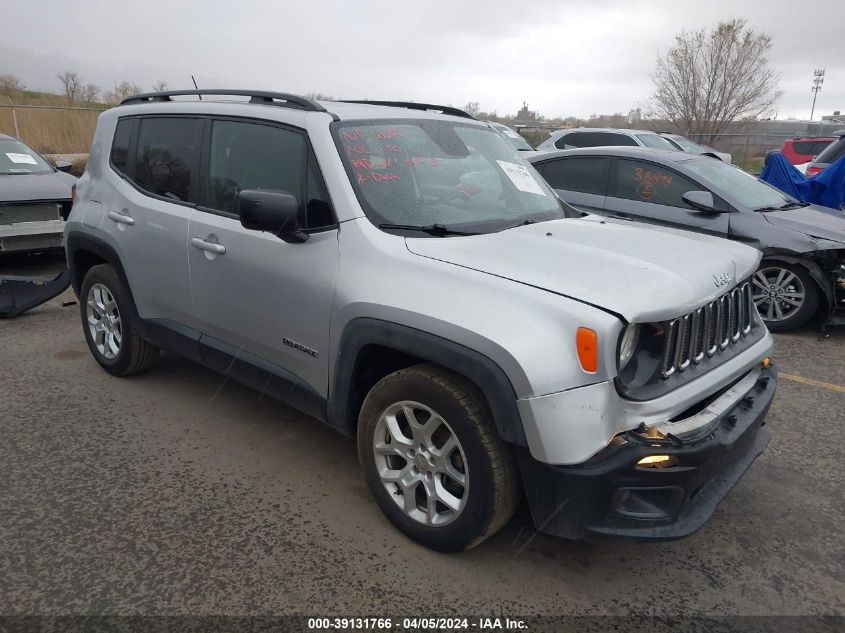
left=791, top=141, right=815, bottom=155
left=110, top=119, right=133, bottom=174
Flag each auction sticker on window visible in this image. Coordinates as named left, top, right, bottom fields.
left=496, top=160, right=545, bottom=196
left=5, top=152, right=37, bottom=165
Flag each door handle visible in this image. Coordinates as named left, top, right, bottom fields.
left=191, top=237, right=226, bottom=255
left=108, top=210, right=135, bottom=225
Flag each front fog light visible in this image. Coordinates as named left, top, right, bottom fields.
left=618, top=324, right=640, bottom=371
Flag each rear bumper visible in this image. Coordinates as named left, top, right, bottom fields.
left=516, top=363, right=776, bottom=541
left=0, top=220, right=65, bottom=253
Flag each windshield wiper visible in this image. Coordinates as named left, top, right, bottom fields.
left=378, top=223, right=480, bottom=236
left=754, top=201, right=810, bottom=212
left=499, top=218, right=540, bottom=231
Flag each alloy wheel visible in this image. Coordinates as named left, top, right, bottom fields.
left=372, top=400, right=469, bottom=526
left=86, top=283, right=122, bottom=360
left=751, top=267, right=805, bottom=323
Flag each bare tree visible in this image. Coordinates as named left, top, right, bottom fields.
left=306, top=92, right=334, bottom=101
left=152, top=80, right=168, bottom=92
left=463, top=101, right=480, bottom=117
left=58, top=71, right=81, bottom=104
left=650, top=19, right=782, bottom=143
left=104, top=81, right=144, bottom=105
left=0, top=73, right=23, bottom=99
left=79, top=83, right=101, bottom=103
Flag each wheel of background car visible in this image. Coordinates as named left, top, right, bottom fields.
left=751, top=262, right=820, bottom=332
left=80, top=264, right=160, bottom=375
left=357, top=364, right=519, bottom=552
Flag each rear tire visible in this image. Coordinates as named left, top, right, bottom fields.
left=357, top=364, right=519, bottom=552
left=80, top=264, right=159, bottom=376
left=752, top=262, right=820, bottom=332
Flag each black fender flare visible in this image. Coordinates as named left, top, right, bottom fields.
left=758, top=254, right=834, bottom=308
left=65, top=231, right=136, bottom=305
left=327, top=318, right=528, bottom=447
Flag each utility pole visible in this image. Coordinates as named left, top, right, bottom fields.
left=810, top=69, right=825, bottom=121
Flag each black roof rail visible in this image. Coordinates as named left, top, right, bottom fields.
left=119, top=89, right=328, bottom=113
left=338, top=100, right=476, bottom=120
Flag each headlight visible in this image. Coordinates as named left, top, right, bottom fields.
left=618, top=324, right=640, bottom=371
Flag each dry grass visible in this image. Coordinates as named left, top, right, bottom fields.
left=0, top=107, right=100, bottom=154
left=1, top=89, right=105, bottom=154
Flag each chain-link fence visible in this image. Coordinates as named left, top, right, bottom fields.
left=0, top=103, right=105, bottom=155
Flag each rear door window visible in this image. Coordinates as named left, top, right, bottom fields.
left=536, top=157, right=609, bottom=195
left=613, top=159, right=699, bottom=208
left=133, top=117, right=202, bottom=203
left=591, top=132, right=637, bottom=147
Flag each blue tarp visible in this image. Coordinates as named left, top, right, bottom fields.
left=759, top=151, right=845, bottom=210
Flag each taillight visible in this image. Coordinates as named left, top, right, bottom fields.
left=71, top=183, right=76, bottom=204
left=806, top=166, right=824, bottom=176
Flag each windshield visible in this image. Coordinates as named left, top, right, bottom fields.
left=0, top=139, right=53, bottom=175
left=334, top=119, right=563, bottom=233
left=684, top=157, right=795, bottom=210
left=490, top=123, right=534, bottom=151
left=635, top=134, right=680, bottom=150
left=668, top=136, right=706, bottom=152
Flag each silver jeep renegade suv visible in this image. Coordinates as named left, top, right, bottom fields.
left=65, top=90, right=777, bottom=551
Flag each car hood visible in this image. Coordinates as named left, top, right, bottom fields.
left=405, top=216, right=761, bottom=322
left=760, top=205, right=845, bottom=245
left=0, top=171, right=76, bottom=203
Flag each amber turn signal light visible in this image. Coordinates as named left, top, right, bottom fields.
left=637, top=455, right=678, bottom=469
left=576, top=327, right=598, bottom=373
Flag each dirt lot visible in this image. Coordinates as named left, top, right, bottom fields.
left=1, top=252, right=844, bottom=619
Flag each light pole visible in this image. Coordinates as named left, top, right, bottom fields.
left=810, top=69, right=825, bottom=121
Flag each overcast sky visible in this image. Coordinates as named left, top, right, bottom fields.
left=3, top=0, right=843, bottom=120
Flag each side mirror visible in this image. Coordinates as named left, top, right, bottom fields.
left=682, top=190, right=720, bottom=213
left=238, top=189, right=308, bottom=243
left=54, top=159, right=73, bottom=173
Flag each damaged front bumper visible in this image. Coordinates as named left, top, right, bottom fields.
left=0, top=268, right=71, bottom=318
left=516, top=362, right=776, bottom=541
left=0, top=219, right=65, bottom=254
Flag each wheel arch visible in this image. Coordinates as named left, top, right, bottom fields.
left=66, top=231, right=138, bottom=311
left=758, top=254, right=832, bottom=310
left=327, top=318, right=527, bottom=447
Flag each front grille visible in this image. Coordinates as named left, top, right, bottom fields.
left=0, top=203, right=62, bottom=226
left=661, top=282, right=754, bottom=378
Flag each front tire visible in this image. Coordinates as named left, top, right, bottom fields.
left=80, top=264, right=159, bottom=376
left=751, top=262, right=820, bottom=332
left=357, top=364, right=519, bottom=552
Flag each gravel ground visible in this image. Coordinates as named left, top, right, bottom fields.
left=1, top=252, right=843, bottom=620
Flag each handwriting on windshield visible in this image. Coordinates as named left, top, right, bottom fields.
left=343, top=128, right=446, bottom=184
left=633, top=167, right=672, bottom=201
